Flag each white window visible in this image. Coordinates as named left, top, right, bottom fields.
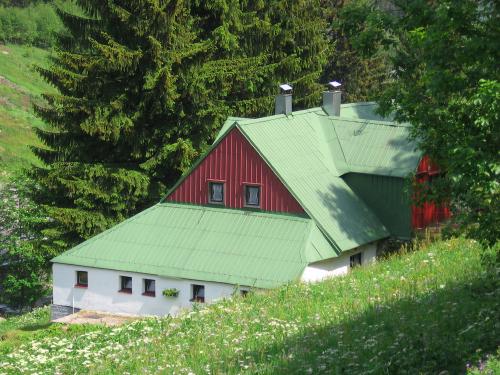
left=120, top=276, right=132, bottom=293
left=208, top=182, right=224, bottom=204
left=143, top=279, right=155, bottom=297
left=76, top=271, right=88, bottom=287
left=244, top=185, right=260, bottom=207
left=350, top=253, right=362, bottom=268
left=191, top=284, right=205, bottom=303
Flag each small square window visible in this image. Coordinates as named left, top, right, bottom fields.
left=191, top=284, right=205, bottom=303
left=350, top=253, right=362, bottom=269
left=244, top=185, right=260, bottom=207
left=240, top=290, right=248, bottom=297
left=120, top=276, right=132, bottom=293
left=208, top=182, right=224, bottom=204
left=76, top=271, right=88, bottom=288
left=143, top=279, right=155, bottom=297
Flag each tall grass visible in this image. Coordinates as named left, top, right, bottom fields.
left=0, top=238, right=498, bottom=374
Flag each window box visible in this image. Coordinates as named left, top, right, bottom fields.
left=162, top=288, right=180, bottom=298
left=75, top=271, right=88, bottom=288
left=119, top=276, right=133, bottom=294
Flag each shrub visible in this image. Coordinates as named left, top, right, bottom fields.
left=0, top=2, right=63, bottom=48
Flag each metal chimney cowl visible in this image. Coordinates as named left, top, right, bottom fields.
left=323, top=81, right=342, bottom=116
left=275, top=83, right=293, bottom=115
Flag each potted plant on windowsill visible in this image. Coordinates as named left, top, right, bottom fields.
left=162, top=288, right=180, bottom=298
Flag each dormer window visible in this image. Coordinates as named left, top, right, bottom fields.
left=208, top=182, right=224, bottom=204
left=244, top=185, right=260, bottom=207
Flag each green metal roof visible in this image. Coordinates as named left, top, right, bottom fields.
left=235, top=111, right=390, bottom=251
left=52, top=203, right=338, bottom=289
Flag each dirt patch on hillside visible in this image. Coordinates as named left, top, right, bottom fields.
left=53, top=310, right=140, bottom=326
left=0, top=75, right=24, bottom=92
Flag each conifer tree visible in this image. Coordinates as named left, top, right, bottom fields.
left=32, top=0, right=330, bottom=251
left=321, top=0, right=393, bottom=102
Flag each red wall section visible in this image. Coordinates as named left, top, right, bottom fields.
left=411, top=155, right=451, bottom=229
left=166, top=128, right=305, bottom=213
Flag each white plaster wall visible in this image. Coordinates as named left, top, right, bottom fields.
left=301, top=242, right=377, bottom=282
left=52, top=264, right=246, bottom=317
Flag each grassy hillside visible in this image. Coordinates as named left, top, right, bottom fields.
left=0, top=43, right=53, bottom=180
left=0, top=238, right=498, bottom=374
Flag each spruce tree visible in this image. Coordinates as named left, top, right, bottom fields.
left=321, top=0, right=393, bottom=102
left=32, top=0, right=330, bottom=251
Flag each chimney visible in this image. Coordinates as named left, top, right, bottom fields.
left=323, top=81, right=342, bottom=116
left=275, top=83, right=293, bottom=115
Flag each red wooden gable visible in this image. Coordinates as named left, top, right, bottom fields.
left=166, top=128, right=305, bottom=213
left=411, top=155, right=451, bottom=229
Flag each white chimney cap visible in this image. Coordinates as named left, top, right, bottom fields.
left=279, top=83, right=293, bottom=93
left=328, top=81, right=342, bottom=89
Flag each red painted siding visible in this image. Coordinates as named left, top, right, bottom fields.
left=411, top=155, right=451, bottom=229
left=166, top=128, right=305, bottom=213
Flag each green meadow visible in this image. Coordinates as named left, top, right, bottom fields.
left=0, top=238, right=498, bottom=374
left=0, top=43, right=53, bottom=180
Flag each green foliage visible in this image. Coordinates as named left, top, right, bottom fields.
left=0, top=2, right=63, bottom=48
left=321, top=0, right=393, bottom=102
left=0, top=238, right=498, bottom=373
left=0, top=175, right=51, bottom=309
left=162, top=288, right=179, bottom=297
left=379, top=0, right=500, bottom=245
left=32, top=0, right=330, bottom=251
left=0, top=44, right=53, bottom=180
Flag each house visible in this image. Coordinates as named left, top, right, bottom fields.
left=51, top=83, right=449, bottom=318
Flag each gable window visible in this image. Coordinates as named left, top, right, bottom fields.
left=142, top=279, right=156, bottom=297
left=244, top=185, right=260, bottom=207
left=120, top=276, right=132, bottom=293
left=208, top=182, right=224, bottom=204
left=191, top=284, right=205, bottom=303
left=75, top=271, right=88, bottom=288
left=350, top=253, right=362, bottom=269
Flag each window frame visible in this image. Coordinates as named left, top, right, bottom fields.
left=208, top=180, right=225, bottom=205
left=190, top=284, right=205, bottom=303
left=349, top=252, right=362, bottom=269
left=119, top=275, right=133, bottom=294
left=142, top=278, right=156, bottom=297
left=243, top=184, right=261, bottom=208
left=75, top=270, right=88, bottom=288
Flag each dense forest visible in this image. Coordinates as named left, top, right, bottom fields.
left=0, top=0, right=498, bottom=314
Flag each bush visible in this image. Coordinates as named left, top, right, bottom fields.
left=0, top=2, right=63, bottom=48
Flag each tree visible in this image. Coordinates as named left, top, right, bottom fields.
left=0, top=175, right=50, bottom=310
left=379, top=0, right=500, bottom=245
left=32, top=0, right=330, bottom=252
left=321, top=0, right=394, bottom=102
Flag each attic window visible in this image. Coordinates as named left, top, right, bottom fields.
left=350, top=253, right=362, bottom=269
left=208, top=182, right=224, bottom=204
left=119, top=276, right=132, bottom=294
left=75, top=271, right=88, bottom=288
left=244, top=185, right=260, bottom=207
left=191, top=284, right=205, bottom=303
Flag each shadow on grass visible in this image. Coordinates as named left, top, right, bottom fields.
left=230, top=274, right=499, bottom=374
left=20, top=322, right=52, bottom=332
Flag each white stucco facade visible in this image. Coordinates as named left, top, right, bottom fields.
left=301, top=242, right=377, bottom=282
left=53, top=242, right=377, bottom=317
left=52, top=263, right=245, bottom=317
